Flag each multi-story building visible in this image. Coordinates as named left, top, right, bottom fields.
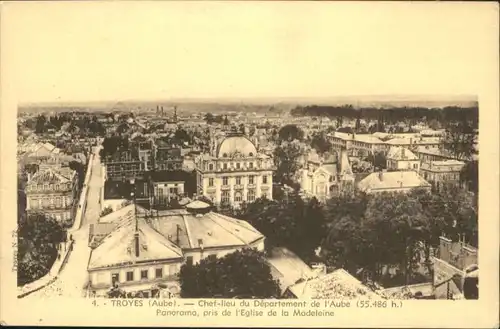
left=386, top=146, right=421, bottom=172
left=87, top=201, right=265, bottom=297
left=103, top=148, right=144, bottom=181
left=420, top=160, right=465, bottom=190
left=195, top=133, right=274, bottom=208
left=154, top=141, right=183, bottom=171
left=357, top=170, right=431, bottom=194
left=150, top=170, right=188, bottom=207
left=25, top=167, right=79, bottom=224
left=328, top=132, right=386, bottom=158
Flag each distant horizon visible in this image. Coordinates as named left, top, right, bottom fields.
left=18, top=94, right=478, bottom=109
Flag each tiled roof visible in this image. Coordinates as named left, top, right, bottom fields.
left=287, top=269, right=382, bottom=299
left=357, top=171, right=431, bottom=192
left=88, top=216, right=183, bottom=270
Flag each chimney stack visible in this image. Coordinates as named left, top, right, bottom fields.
left=135, top=232, right=140, bottom=257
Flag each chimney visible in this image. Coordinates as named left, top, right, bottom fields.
left=135, top=232, right=140, bottom=257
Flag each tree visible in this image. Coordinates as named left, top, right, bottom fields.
left=310, top=132, right=332, bottom=154
left=460, top=160, right=478, bottom=196
left=239, top=194, right=325, bottom=263
left=174, top=128, right=191, bottom=145
left=17, top=213, right=66, bottom=286
left=366, top=151, right=387, bottom=170
left=443, top=119, right=478, bottom=160
left=273, top=141, right=304, bottom=185
left=100, top=206, right=113, bottom=217
left=179, top=248, right=281, bottom=298
left=278, top=124, right=304, bottom=142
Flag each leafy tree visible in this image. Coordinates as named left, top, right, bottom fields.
left=443, top=119, right=478, bottom=160
left=273, top=141, right=304, bottom=185
left=278, top=124, right=304, bottom=142
left=174, top=128, right=191, bottom=145
left=460, top=160, right=478, bottom=196
left=100, top=206, right=113, bottom=217
left=179, top=248, right=281, bottom=298
left=239, top=194, right=325, bottom=263
left=310, top=132, right=332, bottom=154
left=17, top=212, right=66, bottom=286
left=366, top=151, right=387, bottom=170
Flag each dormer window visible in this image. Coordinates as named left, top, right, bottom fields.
left=236, top=162, right=240, bottom=169
left=249, top=162, right=253, bottom=169
left=223, top=153, right=228, bottom=158
left=249, top=152, right=254, bottom=157
left=208, top=163, right=214, bottom=171
left=223, top=163, right=228, bottom=170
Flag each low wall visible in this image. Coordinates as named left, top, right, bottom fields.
left=17, top=151, right=95, bottom=298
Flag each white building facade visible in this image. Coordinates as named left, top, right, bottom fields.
left=195, top=134, right=274, bottom=208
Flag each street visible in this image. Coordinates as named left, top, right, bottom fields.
left=26, top=147, right=103, bottom=298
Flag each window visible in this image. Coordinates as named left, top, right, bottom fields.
left=208, top=254, right=217, bottom=261
left=158, top=188, right=163, bottom=197
left=234, top=191, right=242, bottom=202
left=249, top=162, right=254, bottom=169
left=222, top=191, right=230, bottom=203
left=248, top=189, right=256, bottom=202
left=155, top=268, right=163, bottom=278
left=126, top=271, right=134, bottom=282
left=249, top=152, right=254, bottom=156
left=223, top=153, right=228, bottom=157
left=413, top=163, right=418, bottom=169
left=222, top=177, right=229, bottom=186
left=236, top=176, right=241, bottom=185
left=249, top=176, right=255, bottom=184
left=262, top=175, right=268, bottom=184
left=209, top=178, right=214, bottom=187
left=208, top=163, right=214, bottom=170
left=223, top=163, right=228, bottom=170
left=236, top=162, right=240, bottom=169
left=186, top=256, right=194, bottom=266
left=170, top=187, right=177, bottom=194
left=141, top=270, right=148, bottom=280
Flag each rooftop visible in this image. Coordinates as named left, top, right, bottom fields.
left=357, top=171, right=431, bottom=192
left=287, top=269, right=382, bottom=299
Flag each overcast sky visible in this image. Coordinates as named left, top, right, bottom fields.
left=1, top=2, right=498, bottom=103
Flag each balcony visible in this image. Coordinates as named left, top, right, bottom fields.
left=221, top=185, right=231, bottom=191
left=247, top=183, right=256, bottom=189
left=234, top=184, right=244, bottom=190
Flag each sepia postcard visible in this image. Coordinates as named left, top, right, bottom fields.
left=1, top=1, right=499, bottom=327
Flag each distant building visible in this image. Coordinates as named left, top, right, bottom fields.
left=328, top=132, right=386, bottom=158
left=25, top=167, right=79, bottom=224
left=195, top=133, right=274, bottom=208
left=357, top=170, right=431, bottom=194
left=87, top=201, right=265, bottom=297
left=299, top=148, right=355, bottom=202
left=420, top=160, right=466, bottom=190
left=386, top=146, right=420, bottom=172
